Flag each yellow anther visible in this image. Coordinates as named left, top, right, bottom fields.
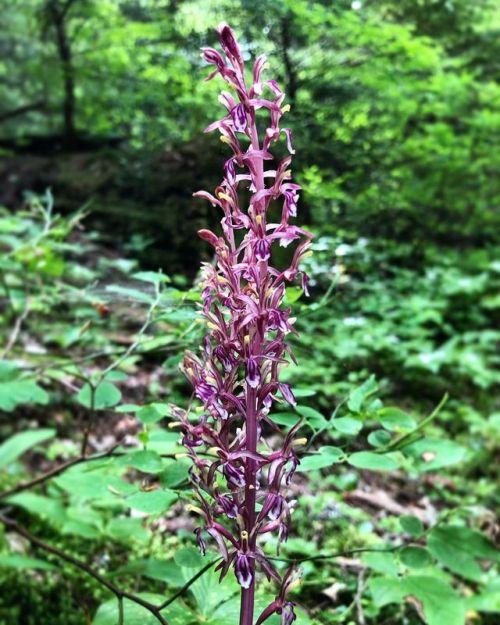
left=217, top=276, right=228, bottom=284
left=174, top=453, right=189, bottom=460
left=207, top=322, right=219, bottom=331
left=186, top=505, right=204, bottom=515
left=217, top=191, right=232, bottom=202
left=281, top=104, right=291, bottom=113
left=241, top=530, right=249, bottom=540
left=168, top=421, right=182, bottom=429
left=186, top=367, right=194, bottom=376
left=293, top=437, right=308, bottom=446
left=207, top=446, right=220, bottom=455
left=244, top=335, right=251, bottom=346
left=248, top=484, right=255, bottom=490
left=220, top=135, right=231, bottom=144
left=262, top=62, right=270, bottom=71
left=284, top=169, right=292, bottom=177
left=255, top=215, right=262, bottom=225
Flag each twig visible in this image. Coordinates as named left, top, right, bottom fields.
left=0, top=298, right=30, bottom=358
left=0, top=443, right=121, bottom=500
left=0, top=514, right=169, bottom=625
left=269, top=545, right=399, bottom=564
left=354, top=569, right=366, bottom=625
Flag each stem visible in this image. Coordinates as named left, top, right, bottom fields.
left=241, top=386, right=257, bottom=625
left=239, top=107, right=265, bottom=625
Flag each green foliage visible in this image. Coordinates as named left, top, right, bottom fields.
left=0, top=0, right=499, bottom=622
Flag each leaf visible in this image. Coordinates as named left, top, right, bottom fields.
left=136, top=404, right=166, bottom=425
left=400, top=515, right=424, bottom=537
left=295, top=405, right=328, bottom=430
left=299, top=446, right=343, bottom=471
left=126, top=450, right=164, bottom=474
left=378, top=407, right=416, bottom=431
left=402, top=575, right=464, bottom=625
left=7, top=493, right=67, bottom=525
left=0, top=380, right=49, bottom=411
left=403, top=437, right=466, bottom=471
left=331, top=416, right=362, bottom=435
left=105, top=284, right=154, bottom=304
left=106, top=518, right=150, bottom=544
left=427, top=525, right=499, bottom=581
left=0, top=360, right=18, bottom=382
left=0, top=429, right=56, bottom=469
left=271, top=412, right=301, bottom=428
left=363, top=551, right=399, bottom=576
left=348, top=451, right=398, bottom=471
left=93, top=594, right=193, bottom=625
left=76, top=381, right=122, bottom=410
left=126, top=489, right=177, bottom=514
left=0, top=554, right=56, bottom=571
left=347, top=375, right=378, bottom=412
left=159, top=459, right=190, bottom=487
left=132, top=271, right=170, bottom=284
left=369, top=576, right=404, bottom=607
left=463, top=580, right=500, bottom=613
left=400, top=546, right=433, bottom=569
left=367, top=430, right=392, bottom=447
left=174, top=547, right=204, bottom=569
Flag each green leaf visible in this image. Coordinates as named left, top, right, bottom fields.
left=106, top=518, right=150, bottom=544
left=93, top=594, right=192, bottom=625
left=271, top=413, right=301, bottom=428
left=331, top=416, right=362, bottom=435
left=347, top=375, right=378, bottom=412
left=126, top=489, right=177, bottom=514
left=0, top=360, right=18, bottom=382
left=400, top=515, right=424, bottom=537
left=126, top=450, right=164, bottom=474
left=368, top=430, right=392, bottom=447
left=299, top=446, right=343, bottom=471
left=295, top=405, right=328, bottom=430
left=348, top=451, right=398, bottom=471
left=174, top=547, right=204, bottom=569
left=0, top=554, right=56, bottom=571
left=427, top=525, right=499, bottom=581
left=369, top=576, right=404, bottom=607
left=7, top=493, right=67, bottom=525
left=0, top=429, right=56, bottom=469
left=378, top=407, right=416, bottom=431
left=132, top=271, right=170, bottom=284
left=401, top=575, right=464, bottom=625
left=105, top=284, right=154, bottom=304
left=159, top=459, right=190, bottom=487
left=76, top=381, right=122, bottom=410
left=0, top=380, right=49, bottom=411
left=464, top=580, right=500, bottom=613
left=400, top=546, right=433, bottom=569
left=363, top=551, right=399, bottom=576
left=403, top=437, right=466, bottom=471
left=136, top=404, right=166, bottom=425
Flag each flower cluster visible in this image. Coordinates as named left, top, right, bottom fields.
left=176, top=23, right=312, bottom=625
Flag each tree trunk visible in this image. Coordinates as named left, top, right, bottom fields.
left=47, top=0, right=76, bottom=148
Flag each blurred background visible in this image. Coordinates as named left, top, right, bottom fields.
left=0, top=1, right=499, bottom=624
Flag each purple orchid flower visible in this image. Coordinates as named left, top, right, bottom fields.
left=178, top=22, right=312, bottom=625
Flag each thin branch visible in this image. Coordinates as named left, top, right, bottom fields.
left=0, top=443, right=121, bottom=500
left=269, top=545, right=400, bottom=564
left=0, top=298, right=30, bottom=358
left=0, top=514, right=169, bottom=625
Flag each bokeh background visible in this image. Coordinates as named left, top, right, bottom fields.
left=0, top=1, right=499, bottom=624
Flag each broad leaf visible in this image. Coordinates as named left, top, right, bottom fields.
left=0, top=428, right=55, bottom=469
